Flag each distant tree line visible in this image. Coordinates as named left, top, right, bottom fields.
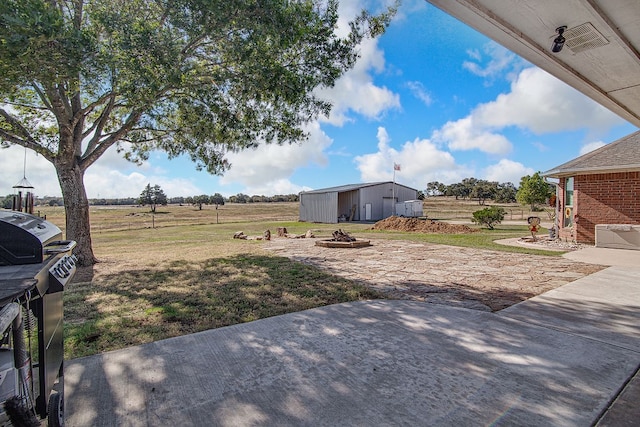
left=2, top=191, right=300, bottom=210
left=425, top=173, right=554, bottom=210
left=181, top=192, right=299, bottom=207
left=226, top=193, right=299, bottom=203
left=2, top=194, right=65, bottom=208
left=425, top=178, right=518, bottom=205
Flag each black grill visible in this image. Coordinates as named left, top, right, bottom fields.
left=0, top=210, right=76, bottom=426
left=0, top=210, right=75, bottom=265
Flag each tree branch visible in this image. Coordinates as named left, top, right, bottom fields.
left=2, top=101, right=51, bottom=111
left=83, top=94, right=116, bottom=153
left=0, top=108, right=55, bottom=160
left=80, top=110, right=144, bottom=171
left=75, top=91, right=116, bottom=122
left=0, top=129, right=28, bottom=147
left=58, top=83, right=73, bottom=118
left=44, top=83, right=71, bottom=123
left=31, top=82, right=54, bottom=111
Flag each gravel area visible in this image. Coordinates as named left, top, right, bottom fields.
left=264, top=237, right=604, bottom=312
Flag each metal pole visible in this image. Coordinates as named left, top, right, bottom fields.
left=392, top=167, right=396, bottom=216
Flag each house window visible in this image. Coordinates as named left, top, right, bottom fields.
left=564, top=177, right=574, bottom=227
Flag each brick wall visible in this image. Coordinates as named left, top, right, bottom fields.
left=573, top=172, right=640, bottom=243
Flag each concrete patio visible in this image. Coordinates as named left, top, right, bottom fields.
left=64, top=246, right=640, bottom=426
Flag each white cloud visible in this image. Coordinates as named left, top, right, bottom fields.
left=430, top=66, right=625, bottom=158
left=531, top=141, right=549, bottom=152
left=434, top=116, right=513, bottom=155
left=83, top=167, right=203, bottom=199
left=482, top=159, right=534, bottom=184
left=462, top=42, right=526, bottom=83
left=392, top=0, right=427, bottom=21
left=220, top=122, right=332, bottom=194
left=474, top=67, right=625, bottom=134
left=0, top=144, right=206, bottom=199
left=579, top=140, right=606, bottom=156
left=407, top=81, right=432, bottom=106
left=218, top=2, right=405, bottom=195
left=0, top=146, right=59, bottom=196
left=336, top=0, right=404, bottom=33
left=465, top=48, right=482, bottom=62
left=317, top=37, right=400, bottom=126
left=354, top=127, right=472, bottom=189
left=314, top=1, right=401, bottom=126
left=79, top=144, right=208, bottom=198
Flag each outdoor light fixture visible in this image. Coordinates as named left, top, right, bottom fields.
left=552, top=26, right=567, bottom=53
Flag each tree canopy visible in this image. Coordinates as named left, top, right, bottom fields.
left=0, top=0, right=395, bottom=265
left=471, top=206, right=506, bottom=230
left=516, top=172, right=553, bottom=211
left=192, top=194, right=210, bottom=210
left=138, top=183, right=167, bottom=212
left=425, top=178, right=516, bottom=204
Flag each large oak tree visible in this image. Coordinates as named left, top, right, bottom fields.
left=0, top=0, right=394, bottom=265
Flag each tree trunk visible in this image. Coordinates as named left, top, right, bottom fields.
left=56, top=161, right=97, bottom=266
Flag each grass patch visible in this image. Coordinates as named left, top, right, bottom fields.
left=64, top=255, right=382, bottom=358
left=364, top=225, right=563, bottom=256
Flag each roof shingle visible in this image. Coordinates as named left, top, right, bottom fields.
left=543, top=131, right=640, bottom=177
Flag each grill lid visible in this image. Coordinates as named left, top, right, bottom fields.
left=0, top=211, right=63, bottom=265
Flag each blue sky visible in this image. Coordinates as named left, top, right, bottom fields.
left=2, top=0, right=637, bottom=199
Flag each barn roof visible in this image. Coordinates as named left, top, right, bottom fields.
left=300, top=182, right=416, bottom=195
left=544, top=131, right=640, bottom=177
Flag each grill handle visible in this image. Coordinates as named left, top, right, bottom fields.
left=44, top=240, right=77, bottom=254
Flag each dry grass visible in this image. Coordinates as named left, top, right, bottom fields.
left=40, top=202, right=300, bottom=234
left=48, top=202, right=382, bottom=358
left=65, top=254, right=381, bottom=357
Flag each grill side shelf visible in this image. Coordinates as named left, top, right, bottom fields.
left=0, top=278, right=38, bottom=307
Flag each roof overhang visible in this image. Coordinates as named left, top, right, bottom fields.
left=427, top=0, right=640, bottom=128
left=544, top=165, right=640, bottom=178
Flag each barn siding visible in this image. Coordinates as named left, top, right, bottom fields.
left=359, top=185, right=392, bottom=220
left=299, top=192, right=338, bottom=223
left=299, top=182, right=418, bottom=224
left=359, top=183, right=418, bottom=220
left=395, top=185, right=418, bottom=206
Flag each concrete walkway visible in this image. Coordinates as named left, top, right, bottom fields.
left=563, top=245, right=640, bottom=269
left=64, top=248, right=640, bottom=426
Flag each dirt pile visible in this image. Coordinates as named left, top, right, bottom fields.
left=372, top=216, right=478, bottom=234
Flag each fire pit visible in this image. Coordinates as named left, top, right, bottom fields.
left=315, top=229, right=371, bottom=248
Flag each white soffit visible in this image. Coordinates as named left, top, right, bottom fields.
left=427, top=0, right=640, bottom=127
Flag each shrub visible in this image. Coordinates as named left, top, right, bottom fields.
left=472, top=206, right=506, bottom=230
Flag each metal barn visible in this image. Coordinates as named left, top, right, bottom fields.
left=299, top=182, right=418, bottom=224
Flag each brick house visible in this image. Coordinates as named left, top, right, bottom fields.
left=543, top=131, right=640, bottom=244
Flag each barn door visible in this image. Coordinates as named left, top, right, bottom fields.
left=383, top=198, right=394, bottom=218
left=365, top=203, right=372, bottom=220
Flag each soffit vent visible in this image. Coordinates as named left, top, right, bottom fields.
left=564, top=22, right=609, bottom=53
